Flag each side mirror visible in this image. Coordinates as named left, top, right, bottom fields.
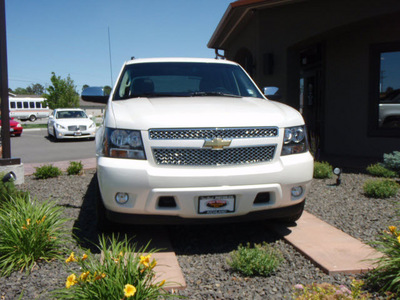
left=81, top=87, right=109, bottom=104
left=263, top=86, right=282, bottom=100
left=49, top=115, right=54, bottom=119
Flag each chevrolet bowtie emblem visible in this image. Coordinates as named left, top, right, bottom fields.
left=203, top=138, right=231, bottom=150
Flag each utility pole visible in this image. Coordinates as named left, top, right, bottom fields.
left=0, top=0, right=20, bottom=166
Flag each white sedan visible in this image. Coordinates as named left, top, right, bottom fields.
left=47, top=108, right=96, bottom=141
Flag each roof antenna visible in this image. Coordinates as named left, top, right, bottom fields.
left=215, top=49, right=225, bottom=60
left=108, top=26, right=113, bottom=86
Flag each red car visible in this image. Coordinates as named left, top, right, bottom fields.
left=0, top=116, right=23, bottom=137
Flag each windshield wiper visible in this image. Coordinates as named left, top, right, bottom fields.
left=190, top=92, right=241, bottom=98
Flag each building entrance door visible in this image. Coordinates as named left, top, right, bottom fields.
left=299, top=45, right=324, bottom=158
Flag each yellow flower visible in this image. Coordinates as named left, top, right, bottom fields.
left=389, top=226, right=397, bottom=234
left=150, top=260, right=157, bottom=269
left=119, top=251, right=124, bottom=257
left=94, top=273, right=106, bottom=281
left=66, top=252, right=77, bottom=263
left=26, top=219, right=31, bottom=225
left=124, top=284, right=137, bottom=297
left=140, top=254, right=151, bottom=267
left=81, top=254, right=88, bottom=261
left=79, top=271, right=90, bottom=281
left=21, top=225, right=27, bottom=230
left=66, top=274, right=77, bottom=288
left=397, top=236, right=400, bottom=244
left=159, top=279, right=166, bottom=287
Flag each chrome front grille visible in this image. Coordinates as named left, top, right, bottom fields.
left=152, top=145, right=276, bottom=166
left=149, top=127, right=278, bottom=140
left=68, top=125, right=87, bottom=131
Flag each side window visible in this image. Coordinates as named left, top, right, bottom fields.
left=23, top=102, right=29, bottom=109
left=29, top=102, right=35, bottom=108
left=17, top=102, right=22, bottom=109
left=369, top=42, right=400, bottom=136
left=36, top=102, right=42, bottom=109
left=10, top=101, right=16, bottom=109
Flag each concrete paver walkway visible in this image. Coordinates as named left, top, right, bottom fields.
left=272, top=211, right=383, bottom=274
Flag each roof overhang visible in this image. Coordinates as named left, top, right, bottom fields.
left=208, top=0, right=305, bottom=50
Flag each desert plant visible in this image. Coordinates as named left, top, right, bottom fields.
left=313, top=161, right=333, bottom=179
left=0, top=195, right=71, bottom=276
left=366, top=163, right=397, bottom=178
left=363, top=179, right=399, bottom=198
left=366, top=225, right=400, bottom=295
left=383, top=151, right=400, bottom=172
left=52, top=234, right=180, bottom=299
left=292, top=280, right=370, bottom=299
left=33, top=164, right=62, bottom=179
left=227, top=242, right=283, bottom=277
left=67, top=161, right=83, bottom=175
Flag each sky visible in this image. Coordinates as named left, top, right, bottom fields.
left=5, top=0, right=233, bottom=92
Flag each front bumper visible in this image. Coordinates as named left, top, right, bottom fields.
left=97, top=152, right=314, bottom=223
left=55, top=128, right=96, bottom=139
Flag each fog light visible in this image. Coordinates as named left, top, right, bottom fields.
left=115, top=193, right=129, bottom=204
left=291, top=186, right=303, bottom=198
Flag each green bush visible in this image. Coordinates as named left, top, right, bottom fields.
left=363, top=179, right=399, bottom=198
left=33, top=164, right=62, bottom=179
left=67, top=161, right=83, bottom=176
left=367, top=225, right=400, bottom=295
left=383, top=151, right=400, bottom=172
left=0, top=195, right=71, bottom=276
left=52, top=234, right=179, bottom=299
left=0, top=173, right=29, bottom=206
left=366, top=163, right=397, bottom=178
left=227, top=242, right=283, bottom=277
left=313, top=161, right=333, bottom=179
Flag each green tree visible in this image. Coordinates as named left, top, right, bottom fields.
left=43, top=72, right=79, bottom=109
left=82, top=84, right=89, bottom=91
left=104, top=85, right=112, bottom=95
left=13, top=87, right=28, bottom=95
left=26, top=83, right=45, bottom=95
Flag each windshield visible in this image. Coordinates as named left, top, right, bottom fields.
left=56, top=110, right=87, bottom=119
left=113, top=62, right=264, bottom=100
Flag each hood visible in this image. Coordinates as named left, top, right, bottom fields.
left=56, top=118, right=94, bottom=125
left=107, top=96, right=304, bottom=130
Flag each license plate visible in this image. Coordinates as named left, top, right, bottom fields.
left=74, top=132, right=82, bottom=136
left=198, top=195, right=235, bottom=214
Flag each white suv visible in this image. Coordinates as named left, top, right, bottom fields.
left=82, top=58, right=314, bottom=227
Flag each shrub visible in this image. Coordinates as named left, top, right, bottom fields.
left=313, top=161, right=333, bottom=179
left=67, top=161, right=83, bottom=176
left=0, top=195, right=71, bottom=276
left=227, top=242, right=283, bottom=277
left=383, top=151, right=400, bottom=172
left=0, top=172, right=29, bottom=206
left=363, top=179, right=399, bottom=198
left=292, top=280, right=370, bottom=299
left=367, top=225, right=400, bottom=295
left=366, top=163, right=397, bottom=178
left=52, top=234, right=179, bottom=300
left=33, top=164, right=62, bottom=179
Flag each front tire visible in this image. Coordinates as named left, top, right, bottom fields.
left=29, top=115, right=37, bottom=122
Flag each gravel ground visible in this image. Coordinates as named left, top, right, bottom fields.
left=0, top=169, right=399, bottom=299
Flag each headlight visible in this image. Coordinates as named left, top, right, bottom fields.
left=16, top=124, right=22, bottom=128
left=89, top=122, right=96, bottom=129
left=56, top=123, right=66, bottom=130
left=105, top=128, right=146, bottom=160
left=281, top=126, right=308, bottom=156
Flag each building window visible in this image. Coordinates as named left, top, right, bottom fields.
left=369, top=42, right=400, bottom=136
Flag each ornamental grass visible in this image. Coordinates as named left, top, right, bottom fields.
left=52, top=234, right=181, bottom=300
left=366, top=225, right=400, bottom=295
left=0, top=195, right=72, bottom=276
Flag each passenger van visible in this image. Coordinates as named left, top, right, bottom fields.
left=9, top=97, right=51, bottom=122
